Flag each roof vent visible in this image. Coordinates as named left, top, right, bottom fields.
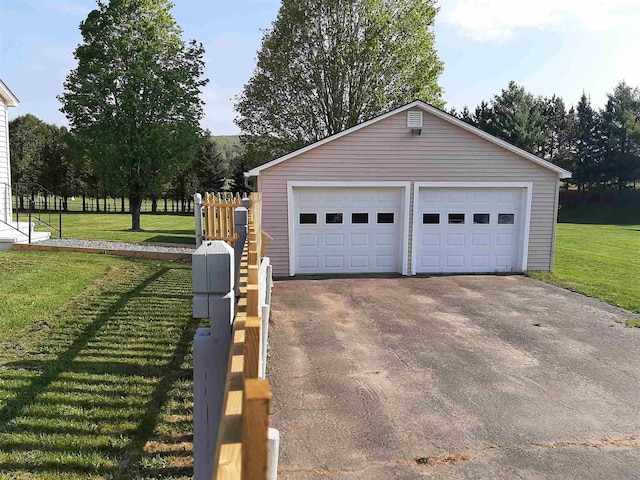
left=407, top=110, right=423, bottom=135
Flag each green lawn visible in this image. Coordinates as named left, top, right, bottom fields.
left=17, top=212, right=195, bottom=245
left=530, top=223, right=640, bottom=313
left=0, top=251, right=201, bottom=479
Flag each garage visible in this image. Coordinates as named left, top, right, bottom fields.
left=289, top=183, right=410, bottom=275
left=247, top=100, right=572, bottom=277
left=412, top=183, right=531, bottom=274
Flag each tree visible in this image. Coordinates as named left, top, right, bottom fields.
left=60, top=0, right=208, bottom=230
left=194, top=137, right=230, bottom=192
left=8, top=115, right=51, bottom=191
left=474, top=82, right=547, bottom=155
left=572, top=94, right=602, bottom=189
left=236, top=0, right=444, bottom=167
left=600, top=82, right=640, bottom=189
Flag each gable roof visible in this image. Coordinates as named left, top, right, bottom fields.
left=246, top=100, right=572, bottom=179
left=0, top=78, right=19, bottom=107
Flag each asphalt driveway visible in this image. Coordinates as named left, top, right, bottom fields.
left=268, top=275, right=640, bottom=479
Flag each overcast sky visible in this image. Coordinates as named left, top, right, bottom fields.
left=1, top=0, right=640, bottom=134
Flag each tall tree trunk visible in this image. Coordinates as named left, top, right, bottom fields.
left=121, top=197, right=125, bottom=213
left=43, top=195, right=48, bottom=210
left=151, top=198, right=158, bottom=214
left=130, top=194, right=142, bottom=231
left=82, top=196, right=86, bottom=212
left=103, top=197, right=107, bottom=211
left=96, top=197, right=100, bottom=212
left=164, top=198, right=167, bottom=213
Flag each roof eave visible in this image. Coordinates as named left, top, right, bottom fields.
left=246, top=99, right=573, bottom=179
left=0, top=79, right=19, bottom=107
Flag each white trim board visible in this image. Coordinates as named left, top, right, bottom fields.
left=287, top=181, right=411, bottom=276
left=410, top=181, right=533, bottom=275
left=0, top=79, right=19, bottom=107
left=247, top=100, right=572, bottom=179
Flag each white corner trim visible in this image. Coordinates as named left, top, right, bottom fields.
left=246, top=100, right=572, bottom=179
left=287, top=181, right=411, bottom=276
left=410, top=182, right=533, bottom=275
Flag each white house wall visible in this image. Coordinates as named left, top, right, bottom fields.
left=0, top=98, right=10, bottom=224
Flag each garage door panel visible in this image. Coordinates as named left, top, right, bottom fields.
left=324, top=234, right=345, bottom=247
left=299, top=234, right=318, bottom=247
left=293, top=186, right=404, bottom=274
left=350, top=234, right=369, bottom=246
left=415, top=187, right=524, bottom=274
left=324, top=256, right=344, bottom=268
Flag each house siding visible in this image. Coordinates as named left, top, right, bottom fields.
left=258, top=107, right=560, bottom=277
left=0, top=98, right=10, bottom=224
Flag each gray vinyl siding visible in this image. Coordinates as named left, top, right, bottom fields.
left=0, top=99, right=10, bottom=224
left=258, top=107, right=560, bottom=276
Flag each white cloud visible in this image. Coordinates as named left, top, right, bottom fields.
left=443, top=0, right=640, bottom=42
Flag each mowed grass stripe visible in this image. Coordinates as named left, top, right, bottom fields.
left=0, top=251, right=201, bottom=479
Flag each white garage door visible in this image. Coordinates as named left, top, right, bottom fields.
left=292, top=186, right=405, bottom=274
left=414, top=187, right=526, bottom=274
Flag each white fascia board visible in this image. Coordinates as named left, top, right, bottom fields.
left=0, top=79, right=19, bottom=107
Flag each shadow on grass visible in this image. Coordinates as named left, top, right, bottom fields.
left=144, top=235, right=195, bottom=245
left=0, top=265, right=200, bottom=479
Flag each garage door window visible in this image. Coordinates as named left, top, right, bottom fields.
left=423, top=213, right=440, bottom=224
left=498, top=213, right=515, bottom=224
left=299, top=213, right=317, bottom=224
left=351, top=213, right=369, bottom=224
left=326, top=213, right=343, bottom=224
left=473, top=213, right=490, bottom=224
left=448, top=213, right=465, bottom=224
left=377, top=213, right=395, bottom=224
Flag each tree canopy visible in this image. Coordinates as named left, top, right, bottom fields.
left=236, top=0, right=444, bottom=166
left=454, top=81, right=640, bottom=190
left=59, top=0, right=208, bottom=229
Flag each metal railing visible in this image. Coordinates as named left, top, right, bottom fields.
left=2, top=182, right=62, bottom=243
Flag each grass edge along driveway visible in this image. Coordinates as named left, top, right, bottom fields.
left=528, top=223, right=640, bottom=314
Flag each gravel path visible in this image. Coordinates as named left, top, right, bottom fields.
left=40, top=238, right=195, bottom=254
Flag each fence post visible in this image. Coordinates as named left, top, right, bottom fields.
left=268, top=428, right=280, bottom=480
left=242, top=196, right=251, bottom=210
left=193, top=327, right=215, bottom=479
left=242, top=379, right=271, bottom=480
left=234, top=206, right=248, bottom=297
left=192, top=241, right=235, bottom=480
left=194, top=193, right=203, bottom=248
left=259, top=262, right=273, bottom=379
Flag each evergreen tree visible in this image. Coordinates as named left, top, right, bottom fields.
left=475, top=82, right=547, bottom=155
left=573, top=94, right=602, bottom=189
left=600, top=82, right=640, bottom=189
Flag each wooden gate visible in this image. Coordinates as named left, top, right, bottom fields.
left=202, top=193, right=243, bottom=243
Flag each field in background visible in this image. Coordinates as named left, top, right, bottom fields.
left=0, top=250, right=199, bottom=479
left=15, top=212, right=195, bottom=245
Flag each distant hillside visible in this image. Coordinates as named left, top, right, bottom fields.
left=212, top=135, right=240, bottom=147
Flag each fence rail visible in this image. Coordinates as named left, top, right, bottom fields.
left=192, top=192, right=276, bottom=480
left=214, top=198, right=274, bottom=479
